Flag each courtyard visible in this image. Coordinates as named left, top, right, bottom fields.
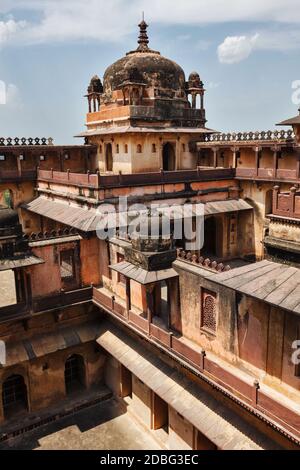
left=0, top=398, right=161, bottom=450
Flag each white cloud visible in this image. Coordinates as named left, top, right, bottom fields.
left=0, top=82, right=23, bottom=108
left=0, top=19, right=26, bottom=45
left=218, top=28, right=300, bottom=64
left=208, top=82, right=220, bottom=89
left=0, top=0, right=300, bottom=50
left=0, top=80, right=6, bottom=104
left=6, top=84, right=23, bottom=109
left=218, top=34, right=259, bottom=64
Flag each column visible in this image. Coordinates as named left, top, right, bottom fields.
left=200, top=91, right=204, bottom=110
left=273, top=185, right=280, bottom=215
left=212, top=148, right=217, bottom=168
left=175, top=138, right=180, bottom=170
left=125, top=277, right=131, bottom=319
left=254, top=146, right=261, bottom=177
left=296, top=147, right=300, bottom=180
left=146, top=284, right=155, bottom=333
left=290, top=186, right=297, bottom=218
left=231, top=147, right=238, bottom=169
left=272, top=146, right=279, bottom=178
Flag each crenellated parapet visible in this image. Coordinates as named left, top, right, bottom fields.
left=203, top=129, right=294, bottom=143
left=0, top=137, right=54, bottom=146
left=177, top=248, right=231, bottom=272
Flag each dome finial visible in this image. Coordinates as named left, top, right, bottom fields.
left=137, top=14, right=149, bottom=52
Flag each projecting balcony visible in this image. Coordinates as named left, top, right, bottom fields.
left=0, top=286, right=92, bottom=323
left=37, top=167, right=235, bottom=190
left=236, top=167, right=300, bottom=182
left=0, top=169, right=37, bottom=183
left=272, top=186, right=300, bottom=220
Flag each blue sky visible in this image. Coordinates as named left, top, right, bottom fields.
left=0, top=0, right=300, bottom=143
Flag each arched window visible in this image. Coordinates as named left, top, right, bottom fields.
left=2, top=374, right=28, bottom=419
left=1, top=189, right=13, bottom=209
left=105, top=143, right=113, bottom=172
left=124, top=144, right=128, bottom=154
left=152, top=144, right=156, bottom=153
left=64, top=354, right=86, bottom=395
left=116, top=144, right=119, bottom=154
left=137, top=144, right=142, bottom=154
left=201, top=290, right=217, bottom=334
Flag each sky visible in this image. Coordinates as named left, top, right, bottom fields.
left=0, top=0, right=300, bottom=144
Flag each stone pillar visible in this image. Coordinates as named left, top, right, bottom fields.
left=273, top=185, right=280, bottom=215
left=146, top=284, right=155, bottom=333
left=200, top=92, right=204, bottom=110
left=290, top=186, right=297, bottom=218
left=125, top=277, right=131, bottom=318
left=159, top=140, right=163, bottom=170
left=272, top=146, right=279, bottom=178
left=212, top=148, right=218, bottom=168
left=16, top=152, right=22, bottom=176
left=231, top=147, right=239, bottom=169
left=296, top=147, right=300, bottom=180
left=254, top=146, right=261, bottom=177
left=175, top=139, right=180, bottom=170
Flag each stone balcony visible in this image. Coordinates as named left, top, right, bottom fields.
left=37, top=167, right=235, bottom=191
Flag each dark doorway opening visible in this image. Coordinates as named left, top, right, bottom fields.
left=106, top=143, right=113, bottom=172
left=65, top=354, right=86, bottom=395
left=202, top=217, right=217, bottom=258
left=152, top=392, right=169, bottom=432
left=2, top=374, right=28, bottom=419
left=265, top=189, right=273, bottom=216
left=162, top=143, right=176, bottom=171
left=195, top=429, right=218, bottom=450
left=120, top=365, right=132, bottom=398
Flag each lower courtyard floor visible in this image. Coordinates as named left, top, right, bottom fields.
left=0, top=398, right=161, bottom=450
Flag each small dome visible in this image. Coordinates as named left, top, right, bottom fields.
left=0, top=205, right=19, bottom=228
left=87, top=75, right=103, bottom=94
left=188, top=71, right=202, bottom=88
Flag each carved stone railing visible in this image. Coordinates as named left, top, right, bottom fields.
left=177, top=248, right=231, bottom=272
left=203, top=130, right=294, bottom=142
left=0, top=287, right=92, bottom=322
left=92, top=285, right=300, bottom=441
left=38, top=167, right=235, bottom=189
left=24, top=227, right=79, bottom=242
left=0, top=137, right=54, bottom=146
left=272, top=186, right=300, bottom=219
left=38, top=168, right=100, bottom=188
left=0, top=169, right=37, bottom=182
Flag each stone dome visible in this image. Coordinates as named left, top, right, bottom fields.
left=188, top=71, right=203, bottom=89
left=0, top=205, right=19, bottom=228
left=88, top=75, right=103, bottom=94
left=103, top=21, right=186, bottom=96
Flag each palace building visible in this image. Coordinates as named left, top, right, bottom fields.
left=0, top=21, right=300, bottom=450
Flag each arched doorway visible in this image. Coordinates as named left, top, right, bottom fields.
left=2, top=374, right=28, bottom=419
left=105, top=143, right=113, bottom=172
left=162, top=143, right=176, bottom=171
left=64, top=354, right=86, bottom=395
left=1, top=189, right=13, bottom=209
